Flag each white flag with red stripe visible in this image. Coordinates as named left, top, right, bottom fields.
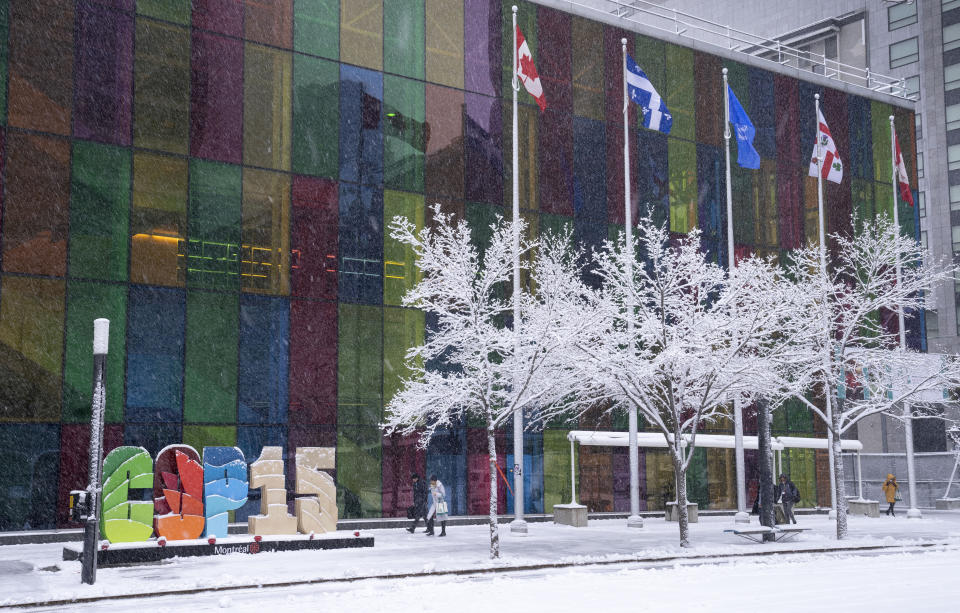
left=516, top=25, right=547, bottom=112
left=894, top=135, right=915, bottom=206
left=808, top=108, right=843, bottom=184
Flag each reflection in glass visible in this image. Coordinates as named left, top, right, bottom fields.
left=131, top=153, right=187, bottom=287
left=244, top=44, right=292, bottom=171
left=134, top=18, right=189, bottom=155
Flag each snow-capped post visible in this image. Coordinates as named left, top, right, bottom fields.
left=82, top=318, right=109, bottom=585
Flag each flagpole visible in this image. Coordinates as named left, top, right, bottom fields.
left=815, top=93, right=838, bottom=519
left=510, top=5, right=527, bottom=535
left=722, top=68, right=749, bottom=524
left=890, top=115, right=922, bottom=519
left=622, top=39, right=643, bottom=529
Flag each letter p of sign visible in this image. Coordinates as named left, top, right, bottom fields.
left=295, top=448, right=337, bottom=534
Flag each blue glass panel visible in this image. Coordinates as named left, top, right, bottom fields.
left=635, top=129, right=669, bottom=229
left=505, top=430, right=544, bottom=514
left=573, top=116, right=605, bottom=287
left=426, top=426, right=467, bottom=516
left=748, top=68, right=775, bottom=160
left=847, top=94, right=873, bottom=180
left=123, top=422, right=182, bottom=458
left=339, top=65, right=383, bottom=186
left=697, top=144, right=725, bottom=266
left=0, top=424, right=59, bottom=530
left=798, top=81, right=822, bottom=163
left=338, top=182, right=383, bottom=305
left=238, top=294, right=290, bottom=424
left=125, top=286, right=185, bottom=423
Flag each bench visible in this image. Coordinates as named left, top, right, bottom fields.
left=723, top=527, right=776, bottom=543
left=771, top=526, right=811, bottom=542
left=724, top=525, right=811, bottom=543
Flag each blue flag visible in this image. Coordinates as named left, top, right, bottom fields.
left=626, top=54, right=672, bottom=134
left=727, top=85, right=760, bottom=169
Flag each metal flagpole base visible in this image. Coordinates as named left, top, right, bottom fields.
left=906, top=507, right=922, bottom=519
left=509, top=518, right=528, bottom=534
left=734, top=511, right=750, bottom=525
left=627, top=514, right=644, bottom=528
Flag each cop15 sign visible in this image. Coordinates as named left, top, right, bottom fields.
left=100, top=444, right=336, bottom=543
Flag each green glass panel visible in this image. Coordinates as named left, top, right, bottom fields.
left=338, top=303, right=383, bottom=426
left=572, top=17, right=603, bottom=120
left=544, top=429, right=577, bottom=512
left=706, top=448, right=735, bottom=509
left=383, top=190, right=424, bottom=305
left=184, top=424, right=237, bottom=450
left=756, top=160, right=777, bottom=253
left=69, top=141, right=130, bottom=281
left=786, top=400, right=813, bottom=433
left=134, top=18, right=189, bottom=154
left=336, top=425, right=382, bottom=518
left=384, top=76, right=425, bottom=192
left=384, top=0, right=424, bottom=79
left=294, top=0, right=339, bottom=59
left=685, top=447, right=709, bottom=507
left=383, top=307, right=424, bottom=406
left=852, top=178, right=875, bottom=234
left=871, top=100, right=893, bottom=185
left=293, top=53, right=339, bottom=179
left=633, top=35, right=664, bottom=130
left=731, top=164, right=755, bottom=245
left=0, top=276, right=64, bottom=422
left=502, top=103, right=538, bottom=209
left=665, top=44, right=695, bottom=142
left=136, top=0, right=190, bottom=24
left=184, top=291, right=238, bottom=423
left=0, top=1, right=8, bottom=124
left=188, top=160, right=242, bottom=290
left=722, top=60, right=749, bottom=107
left=540, top=213, right=574, bottom=240
left=62, top=282, right=126, bottom=423
left=644, top=448, right=673, bottom=510
left=783, top=448, right=817, bottom=508
left=244, top=44, right=292, bottom=171
left=501, top=0, right=536, bottom=101
left=668, top=138, right=697, bottom=233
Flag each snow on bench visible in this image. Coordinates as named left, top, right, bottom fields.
left=724, top=526, right=811, bottom=543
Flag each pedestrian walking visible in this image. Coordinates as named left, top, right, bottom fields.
left=774, top=474, right=800, bottom=524
left=426, top=475, right=449, bottom=537
left=882, top=474, right=900, bottom=516
left=406, top=473, right=429, bottom=533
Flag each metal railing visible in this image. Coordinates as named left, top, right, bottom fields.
left=568, top=0, right=911, bottom=99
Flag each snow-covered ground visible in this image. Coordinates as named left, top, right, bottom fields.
left=3, top=512, right=960, bottom=610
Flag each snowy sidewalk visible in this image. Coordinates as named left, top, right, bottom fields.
left=2, top=512, right=960, bottom=608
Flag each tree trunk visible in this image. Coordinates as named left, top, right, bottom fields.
left=487, top=425, right=500, bottom=559
left=831, top=402, right=848, bottom=539
left=673, top=451, right=690, bottom=548
left=756, top=398, right=776, bottom=541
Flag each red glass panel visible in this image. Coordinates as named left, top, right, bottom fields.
left=774, top=75, right=800, bottom=165
left=193, top=0, right=244, bottom=37
left=191, top=31, right=243, bottom=164
left=467, top=428, right=506, bottom=515
left=289, top=299, right=337, bottom=425
left=694, top=52, right=723, bottom=148
left=823, top=88, right=852, bottom=246
left=291, top=176, right=338, bottom=300
left=57, top=424, right=123, bottom=527
left=425, top=85, right=465, bottom=199
left=74, top=3, right=133, bottom=146
left=777, top=163, right=803, bottom=250
left=382, top=431, right=427, bottom=517
left=245, top=0, right=293, bottom=48
left=536, top=7, right=571, bottom=115
left=538, top=109, right=573, bottom=216
left=603, top=26, right=635, bottom=126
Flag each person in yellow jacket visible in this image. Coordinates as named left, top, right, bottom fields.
left=882, top=474, right=900, bottom=517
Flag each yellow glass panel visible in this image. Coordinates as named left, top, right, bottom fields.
left=341, top=0, right=383, bottom=71
left=131, top=153, right=188, bottom=286
left=426, top=0, right=464, bottom=88
left=244, top=44, right=293, bottom=171
left=242, top=168, right=291, bottom=295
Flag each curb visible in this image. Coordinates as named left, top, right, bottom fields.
left=2, top=539, right=953, bottom=610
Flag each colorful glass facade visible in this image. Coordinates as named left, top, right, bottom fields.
left=0, top=0, right=920, bottom=530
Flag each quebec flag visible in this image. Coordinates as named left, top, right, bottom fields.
left=626, top=53, right=672, bottom=134
left=726, top=85, right=761, bottom=169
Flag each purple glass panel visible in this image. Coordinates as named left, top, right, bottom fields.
left=74, top=3, right=133, bottom=145
left=382, top=431, right=427, bottom=517
left=603, top=26, right=634, bottom=125
left=291, top=176, right=338, bottom=300
left=89, top=0, right=132, bottom=8
left=191, top=31, right=243, bottom=165
left=823, top=88, right=852, bottom=245
left=538, top=109, right=573, bottom=216
left=464, top=92, right=502, bottom=204
left=288, top=299, right=337, bottom=425
left=464, top=0, right=501, bottom=96
left=537, top=7, right=571, bottom=114
left=774, top=75, right=799, bottom=165
left=193, top=0, right=244, bottom=38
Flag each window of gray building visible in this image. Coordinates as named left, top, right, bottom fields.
left=953, top=226, right=960, bottom=253
left=946, top=0, right=960, bottom=12
left=919, top=191, right=926, bottom=218
left=950, top=185, right=960, bottom=210
left=926, top=309, right=939, bottom=338
left=904, top=75, right=920, bottom=98
left=949, top=145, right=960, bottom=171
left=917, top=151, right=925, bottom=177
left=889, top=2, right=918, bottom=30
left=945, top=23, right=960, bottom=52
left=890, top=38, right=919, bottom=68
left=921, top=230, right=928, bottom=251
left=916, top=113, right=922, bottom=140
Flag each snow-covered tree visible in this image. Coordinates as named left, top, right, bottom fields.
left=781, top=214, right=960, bottom=539
left=581, top=216, right=796, bottom=547
left=382, top=207, right=601, bottom=559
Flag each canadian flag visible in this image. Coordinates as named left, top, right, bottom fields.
left=516, top=25, right=547, bottom=112
left=808, top=108, right=843, bottom=184
left=894, top=135, right=915, bottom=206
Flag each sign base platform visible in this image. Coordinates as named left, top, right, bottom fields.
left=63, top=533, right=374, bottom=567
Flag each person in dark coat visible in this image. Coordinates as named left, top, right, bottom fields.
left=774, top=474, right=800, bottom=524
left=407, top=473, right=430, bottom=533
